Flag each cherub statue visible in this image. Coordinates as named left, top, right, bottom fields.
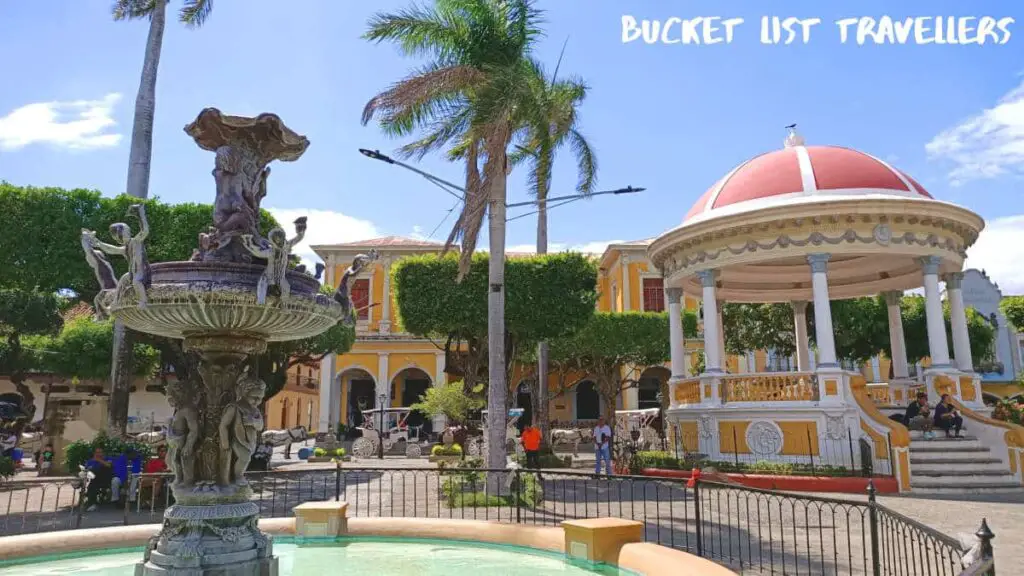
left=240, top=216, right=306, bottom=304
left=333, top=250, right=379, bottom=325
left=90, top=204, right=152, bottom=306
left=80, top=229, right=118, bottom=320
left=218, top=368, right=266, bottom=486
left=165, top=380, right=200, bottom=487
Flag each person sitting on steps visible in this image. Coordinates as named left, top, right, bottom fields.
left=933, top=394, right=964, bottom=438
left=904, top=392, right=935, bottom=440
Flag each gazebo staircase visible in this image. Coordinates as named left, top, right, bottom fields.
left=908, top=431, right=1024, bottom=494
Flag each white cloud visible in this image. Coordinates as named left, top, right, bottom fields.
left=964, top=214, right=1024, bottom=294
left=926, top=81, right=1024, bottom=185
left=267, top=207, right=379, bottom=267
left=0, top=93, right=123, bottom=151
left=506, top=239, right=624, bottom=255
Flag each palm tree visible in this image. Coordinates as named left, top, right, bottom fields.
left=511, top=52, right=597, bottom=450
left=107, top=0, right=213, bottom=436
left=362, top=0, right=544, bottom=470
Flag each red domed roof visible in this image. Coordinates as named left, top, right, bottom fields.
left=684, top=137, right=932, bottom=222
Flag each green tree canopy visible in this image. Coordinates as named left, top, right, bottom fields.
left=26, top=317, right=160, bottom=382
left=411, top=380, right=485, bottom=427
left=722, top=303, right=795, bottom=357
left=1001, top=296, right=1024, bottom=333
left=392, top=252, right=598, bottom=389
left=547, top=312, right=669, bottom=430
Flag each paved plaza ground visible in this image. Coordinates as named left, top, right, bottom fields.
left=2, top=445, right=1019, bottom=574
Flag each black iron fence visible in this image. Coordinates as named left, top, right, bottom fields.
left=658, top=426, right=895, bottom=478
left=0, top=467, right=994, bottom=575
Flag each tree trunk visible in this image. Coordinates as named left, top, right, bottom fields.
left=125, top=0, right=166, bottom=199
left=484, top=131, right=509, bottom=471
left=535, top=194, right=550, bottom=449
left=107, top=322, right=134, bottom=437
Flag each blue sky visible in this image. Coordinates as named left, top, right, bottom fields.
left=1, top=1, right=1022, bottom=291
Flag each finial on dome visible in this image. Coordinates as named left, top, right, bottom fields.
left=784, top=124, right=805, bottom=147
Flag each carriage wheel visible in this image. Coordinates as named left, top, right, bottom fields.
left=405, top=443, right=422, bottom=458
left=352, top=437, right=376, bottom=458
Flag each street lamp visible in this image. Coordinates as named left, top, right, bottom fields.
left=377, top=393, right=387, bottom=460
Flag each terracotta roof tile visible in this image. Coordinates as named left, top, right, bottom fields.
left=320, top=236, right=444, bottom=248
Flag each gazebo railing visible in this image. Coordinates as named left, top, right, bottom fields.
left=722, top=372, right=819, bottom=403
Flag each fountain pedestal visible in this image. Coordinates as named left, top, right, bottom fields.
left=97, top=109, right=344, bottom=576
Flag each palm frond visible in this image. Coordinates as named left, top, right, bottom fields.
left=112, top=0, right=158, bottom=21
left=568, top=128, right=597, bottom=195
left=364, top=3, right=469, bottom=64
left=362, top=64, right=483, bottom=128
left=179, top=0, right=212, bottom=27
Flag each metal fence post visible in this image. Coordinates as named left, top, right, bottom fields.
left=514, top=468, right=522, bottom=524
left=334, top=462, right=342, bottom=501
left=731, top=427, right=740, bottom=466
left=867, top=480, right=881, bottom=576
left=123, top=473, right=132, bottom=525
left=75, top=479, right=87, bottom=529
left=806, top=428, right=815, bottom=474
left=693, top=476, right=703, bottom=556
left=976, top=518, right=995, bottom=575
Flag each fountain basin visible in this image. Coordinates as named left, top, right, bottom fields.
left=109, top=261, right=343, bottom=343
left=0, top=518, right=730, bottom=576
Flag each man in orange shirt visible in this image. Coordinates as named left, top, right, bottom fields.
left=520, top=425, right=542, bottom=472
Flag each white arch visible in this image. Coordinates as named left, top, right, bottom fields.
left=388, top=364, right=433, bottom=386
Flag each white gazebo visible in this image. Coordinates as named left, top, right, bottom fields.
left=647, top=127, right=1024, bottom=492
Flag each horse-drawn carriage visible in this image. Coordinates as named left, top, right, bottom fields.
left=350, top=407, right=427, bottom=458
left=614, top=408, right=662, bottom=451
left=458, top=405, right=528, bottom=455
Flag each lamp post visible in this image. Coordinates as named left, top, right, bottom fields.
left=377, top=393, right=386, bottom=460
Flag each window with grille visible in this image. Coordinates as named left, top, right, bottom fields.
left=642, top=278, right=665, bottom=312
left=351, top=279, right=370, bottom=320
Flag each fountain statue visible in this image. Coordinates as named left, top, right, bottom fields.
left=90, top=108, right=343, bottom=576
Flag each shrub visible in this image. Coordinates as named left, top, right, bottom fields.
left=313, top=448, right=327, bottom=457
left=431, top=443, right=463, bottom=457
left=0, top=455, right=14, bottom=481
left=993, top=399, right=1023, bottom=425
left=631, top=451, right=706, bottom=473
left=64, top=431, right=153, bottom=472
left=334, top=448, right=346, bottom=457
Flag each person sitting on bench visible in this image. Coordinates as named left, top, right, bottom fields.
left=84, top=447, right=117, bottom=512
left=904, top=392, right=934, bottom=439
left=933, top=394, right=964, bottom=438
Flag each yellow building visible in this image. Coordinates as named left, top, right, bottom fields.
left=264, top=361, right=321, bottom=432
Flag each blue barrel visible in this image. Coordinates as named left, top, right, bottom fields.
left=10, top=448, right=23, bottom=462
left=297, top=447, right=312, bottom=460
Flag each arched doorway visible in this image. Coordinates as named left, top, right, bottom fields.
left=638, top=367, right=670, bottom=410
left=391, top=367, right=432, bottom=433
left=341, top=368, right=376, bottom=428
left=515, top=380, right=533, bottom=429
left=574, top=380, right=600, bottom=421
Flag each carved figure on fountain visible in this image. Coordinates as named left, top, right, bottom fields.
left=166, top=380, right=201, bottom=489
left=219, top=370, right=266, bottom=487
left=333, top=250, right=378, bottom=325
left=80, top=228, right=118, bottom=320
left=240, top=216, right=307, bottom=305
left=88, top=204, right=152, bottom=307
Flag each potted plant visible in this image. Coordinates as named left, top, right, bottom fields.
left=428, top=443, right=463, bottom=464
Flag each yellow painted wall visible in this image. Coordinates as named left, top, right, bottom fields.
left=370, top=263, right=386, bottom=328
left=719, top=421, right=750, bottom=454
left=777, top=421, right=819, bottom=457
left=337, top=353, right=378, bottom=374
left=597, top=273, right=611, bottom=312
left=628, top=261, right=644, bottom=310
left=266, top=390, right=319, bottom=432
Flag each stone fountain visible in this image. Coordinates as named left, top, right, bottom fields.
left=83, top=109, right=344, bottom=575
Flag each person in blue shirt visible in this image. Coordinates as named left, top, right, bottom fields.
left=933, top=394, right=964, bottom=438
left=84, top=447, right=115, bottom=511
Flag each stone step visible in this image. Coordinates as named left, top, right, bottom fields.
left=910, top=482, right=1024, bottom=495
left=910, top=437, right=983, bottom=449
left=909, top=444, right=990, bottom=455
left=909, top=472, right=1018, bottom=486
left=911, top=468, right=1013, bottom=478
left=909, top=431, right=977, bottom=441
left=909, top=458, right=1006, bottom=475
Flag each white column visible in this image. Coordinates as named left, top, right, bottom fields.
left=807, top=253, right=837, bottom=367
left=697, top=270, right=722, bottom=373
left=318, top=353, right=337, bottom=436
left=717, top=300, right=727, bottom=373
left=792, top=301, right=810, bottom=371
left=883, top=291, right=910, bottom=378
left=621, top=254, right=632, bottom=311
left=944, top=272, right=973, bottom=372
left=377, top=353, right=391, bottom=406
left=667, top=288, right=686, bottom=378
left=325, top=254, right=336, bottom=287
left=433, top=352, right=447, bottom=430
left=871, top=356, right=881, bottom=381
left=919, top=256, right=951, bottom=368
left=379, top=257, right=392, bottom=334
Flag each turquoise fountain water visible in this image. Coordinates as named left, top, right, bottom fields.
left=0, top=538, right=634, bottom=575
